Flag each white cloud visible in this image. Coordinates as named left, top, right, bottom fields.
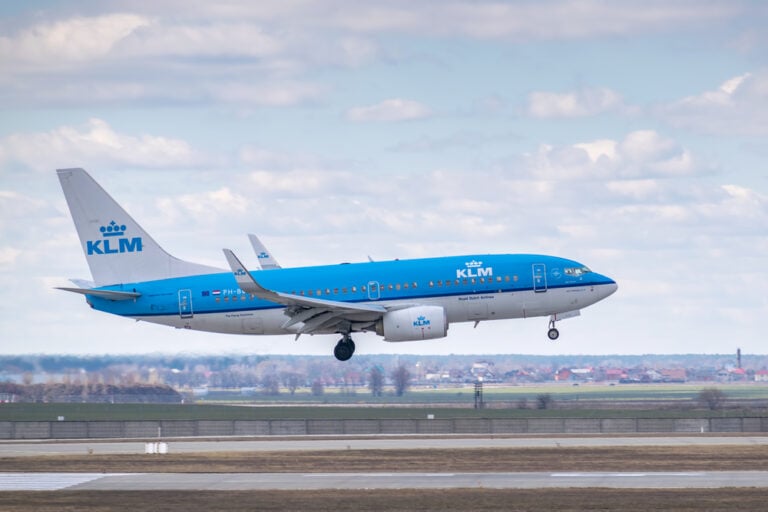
left=0, top=4, right=744, bottom=110
left=156, top=187, right=250, bottom=229
left=325, top=1, right=736, bottom=40
left=0, top=247, right=22, bottom=267
left=0, top=119, right=204, bottom=171
left=346, top=99, right=431, bottom=122
left=123, top=1, right=739, bottom=41
left=527, top=87, right=626, bottom=118
left=658, top=71, right=768, bottom=135
left=115, top=22, right=282, bottom=59
left=208, top=81, right=324, bottom=106
left=0, top=14, right=151, bottom=69
left=526, top=130, right=698, bottom=180
left=605, top=180, right=660, bottom=200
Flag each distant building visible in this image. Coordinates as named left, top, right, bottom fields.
left=660, top=369, right=687, bottom=383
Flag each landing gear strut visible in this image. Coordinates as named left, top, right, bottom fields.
left=547, top=319, right=560, bottom=341
left=333, top=335, right=356, bottom=361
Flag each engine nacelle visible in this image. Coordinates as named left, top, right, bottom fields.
left=375, top=306, right=448, bottom=342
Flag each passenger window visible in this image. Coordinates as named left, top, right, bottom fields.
left=496, top=276, right=502, bottom=283
left=342, top=287, right=348, bottom=294
left=413, top=282, right=418, bottom=288
left=445, top=280, right=451, bottom=287
left=437, top=280, right=442, bottom=287
left=429, top=281, right=434, bottom=287
left=395, top=283, right=401, bottom=290
left=388, top=284, right=393, bottom=290
left=504, top=276, right=510, bottom=282
left=353, top=286, right=358, bottom=293
left=403, top=283, right=409, bottom=289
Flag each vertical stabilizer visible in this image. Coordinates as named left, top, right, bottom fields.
left=57, top=168, right=222, bottom=286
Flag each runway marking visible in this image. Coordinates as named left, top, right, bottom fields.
left=304, top=473, right=453, bottom=478
left=551, top=472, right=706, bottom=478
left=305, top=473, right=396, bottom=478
left=0, top=473, right=113, bottom=491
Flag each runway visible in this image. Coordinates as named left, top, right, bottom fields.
left=2, top=435, right=766, bottom=457
left=1, top=471, right=767, bottom=491
left=2, top=436, right=766, bottom=491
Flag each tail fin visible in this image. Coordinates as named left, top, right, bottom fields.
left=57, top=168, right=222, bottom=286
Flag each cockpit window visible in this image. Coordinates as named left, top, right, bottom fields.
left=565, top=266, right=592, bottom=276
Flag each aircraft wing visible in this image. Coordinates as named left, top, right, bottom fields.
left=223, top=249, right=386, bottom=334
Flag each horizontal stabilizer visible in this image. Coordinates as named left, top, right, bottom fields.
left=56, top=287, right=141, bottom=301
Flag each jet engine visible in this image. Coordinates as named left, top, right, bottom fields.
left=376, top=305, right=448, bottom=342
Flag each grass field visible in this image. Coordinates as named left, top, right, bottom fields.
left=2, top=401, right=768, bottom=422
left=2, top=382, right=768, bottom=422
left=4, top=446, right=768, bottom=473
left=3, top=489, right=767, bottom=512
left=197, top=382, right=768, bottom=404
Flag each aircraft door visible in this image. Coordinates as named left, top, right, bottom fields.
left=532, top=264, right=547, bottom=293
left=368, top=281, right=380, bottom=300
left=178, top=289, right=194, bottom=318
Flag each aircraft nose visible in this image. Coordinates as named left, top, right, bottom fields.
left=601, top=278, right=618, bottom=298
left=590, top=272, right=617, bottom=299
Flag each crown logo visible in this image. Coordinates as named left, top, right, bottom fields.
left=100, top=220, right=127, bottom=237
left=257, top=252, right=269, bottom=259
left=465, top=260, right=483, bottom=268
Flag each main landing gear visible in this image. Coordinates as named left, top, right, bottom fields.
left=333, top=335, right=356, bottom=361
left=547, top=319, right=560, bottom=341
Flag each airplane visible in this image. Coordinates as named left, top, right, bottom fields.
left=56, top=168, right=618, bottom=361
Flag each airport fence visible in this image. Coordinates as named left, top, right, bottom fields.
left=1, top=416, right=767, bottom=439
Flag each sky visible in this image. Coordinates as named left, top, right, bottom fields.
left=0, top=1, right=766, bottom=357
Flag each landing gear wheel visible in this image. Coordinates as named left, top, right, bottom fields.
left=333, top=338, right=355, bottom=361
left=547, top=327, right=560, bottom=340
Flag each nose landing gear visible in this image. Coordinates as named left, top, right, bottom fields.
left=547, top=319, right=560, bottom=340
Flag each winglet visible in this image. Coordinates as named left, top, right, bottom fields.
left=223, top=249, right=280, bottom=301
left=248, top=234, right=281, bottom=269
